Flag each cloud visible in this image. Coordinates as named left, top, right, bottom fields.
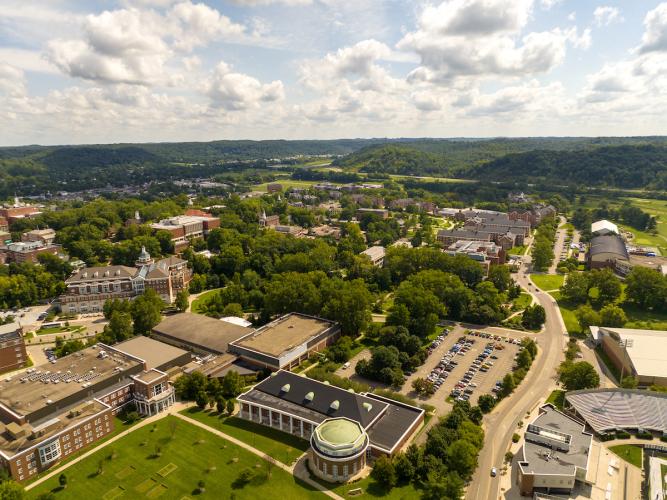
left=0, top=63, right=27, bottom=97
left=230, top=0, right=313, bottom=5
left=45, top=2, right=246, bottom=85
left=397, top=0, right=575, bottom=83
left=639, top=2, right=667, bottom=53
left=540, top=0, right=562, bottom=10
left=593, top=6, right=623, bottom=27
left=205, top=62, right=284, bottom=110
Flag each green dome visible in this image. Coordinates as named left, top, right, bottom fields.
left=311, top=418, right=368, bottom=458
left=318, top=419, right=362, bottom=445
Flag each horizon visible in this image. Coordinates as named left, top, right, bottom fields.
left=2, top=1, right=667, bottom=145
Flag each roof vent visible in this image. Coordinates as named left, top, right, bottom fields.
left=115, top=270, right=121, bottom=276
left=323, top=381, right=330, bottom=385
left=362, top=402, right=373, bottom=412
left=305, top=391, right=314, bottom=402
left=330, top=400, right=340, bottom=411
left=270, top=372, right=278, bottom=377
left=281, top=384, right=290, bottom=393
left=82, top=272, right=87, bottom=278
left=347, top=388, right=355, bottom=393
left=104, top=270, right=109, bottom=277
left=93, top=271, right=99, bottom=277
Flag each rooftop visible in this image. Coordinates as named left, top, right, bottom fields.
left=316, top=418, right=363, bottom=446
left=66, top=265, right=136, bottom=283
left=591, top=326, right=667, bottom=378
left=589, top=234, right=629, bottom=260
left=519, top=405, right=592, bottom=477
left=114, top=336, right=190, bottom=371
left=152, top=312, right=252, bottom=355
left=133, top=369, right=165, bottom=385
left=591, top=219, right=619, bottom=235
left=0, top=345, right=142, bottom=421
left=232, top=313, right=336, bottom=359
left=0, top=322, right=21, bottom=337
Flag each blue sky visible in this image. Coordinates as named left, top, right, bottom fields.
left=0, top=0, right=666, bottom=145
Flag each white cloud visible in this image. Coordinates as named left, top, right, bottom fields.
left=639, top=2, right=667, bottom=53
left=0, top=63, right=27, bottom=97
left=397, top=0, right=575, bottom=83
left=540, top=0, right=562, bottom=10
left=593, top=6, right=623, bottom=27
left=205, top=62, right=284, bottom=110
left=230, top=0, right=312, bottom=5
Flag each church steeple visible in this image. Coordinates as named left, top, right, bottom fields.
left=135, top=246, right=153, bottom=267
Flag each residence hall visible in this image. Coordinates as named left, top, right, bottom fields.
left=237, top=370, right=424, bottom=482
left=0, top=340, right=184, bottom=482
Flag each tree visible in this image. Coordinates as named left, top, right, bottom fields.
left=226, top=399, right=235, bottom=415
left=99, top=310, right=133, bottom=344
left=477, top=394, right=496, bottom=413
left=500, top=373, right=516, bottom=397
left=487, top=265, right=512, bottom=292
left=515, top=348, right=533, bottom=370
left=216, top=398, right=226, bottom=414
left=0, top=480, right=24, bottom=500
left=559, top=361, right=600, bottom=391
left=421, top=472, right=464, bottom=500
left=621, top=376, right=638, bottom=389
left=446, top=439, right=479, bottom=478
left=321, top=279, right=373, bottom=336
left=588, top=269, right=622, bottom=306
left=59, top=473, right=68, bottom=489
left=625, top=267, right=667, bottom=310
left=411, top=377, right=435, bottom=396
left=222, top=303, right=244, bottom=318
left=575, top=304, right=601, bottom=333
left=521, top=304, right=546, bottom=330
left=195, top=391, right=209, bottom=409
left=221, top=370, right=244, bottom=398
left=371, top=456, right=396, bottom=489
left=175, top=289, right=189, bottom=313
left=560, top=272, right=590, bottom=304
left=392, top=452, right=415, bottom=483
left=599, top=304, right=627, bottom=327
left=131, top=289, right=163, bottom=335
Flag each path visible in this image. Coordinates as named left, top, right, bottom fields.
left=175, top=413, right=343, bottom=500
left=548, top=216, right=568, bottom=274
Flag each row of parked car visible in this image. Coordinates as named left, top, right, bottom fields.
left=44, top=347, right=56, bottom=363
left=427, top=336, right=475, bottom=392
left=467, top=330, right=522, bottom=345
left=451, top=340, right=501, bottom=401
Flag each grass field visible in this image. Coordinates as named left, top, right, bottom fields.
left=252, top=179, right=331, bottom=191
left=545, top=390, right=565, bottom=410
left=508, top=245, right=527, bottom=256
left=36, top=326, right=84, bottom=335
left=609, top=445, right=643, bottom=469
left=314, top=473, right=421, bottom=499
left=530, top=274, right=565, bottom=291
left=180, top=408, right=309, bottom=465
left=512, top=293, right=532, bottom=311
left=548, top=291, right=581, bottom=335
left=28, top=416, right=323, bottom=500
left=190, top=288, right=222, bottom=314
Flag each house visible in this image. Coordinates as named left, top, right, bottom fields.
left=360, top=246, right=386, bottom=267
left=0, top=323, right=27, bottom=375
left=0, top=205, right=41, bottom=224
left=59, top=248, right=191, bottom=314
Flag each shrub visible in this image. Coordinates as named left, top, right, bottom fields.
left=615, top=430, right=631, bottom=439
left=636, top=431, right=653, bottom=440
left=512, top=433, right=520, bottom=443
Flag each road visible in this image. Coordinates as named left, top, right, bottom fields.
left=467, top=235, right=568, bottom=500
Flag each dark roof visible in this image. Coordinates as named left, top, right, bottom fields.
left=364, top=393, right=424, bottom=452
left=152, top=313, right=253, bottom=354
left=589, top=235, right=629, bottom=260
left=247, top=370, right=387, bottom=428
left=66, top=265, right=136, bottom=283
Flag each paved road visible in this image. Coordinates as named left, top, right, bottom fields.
left=548, top=216, right=568, bottom=274
left=467, top=239, right=568, bottom=500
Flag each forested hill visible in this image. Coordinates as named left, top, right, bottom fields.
left=464, top=145, right=667, bottom=190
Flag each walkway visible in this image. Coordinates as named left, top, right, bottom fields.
left=175, top=412, right=343, bottom=500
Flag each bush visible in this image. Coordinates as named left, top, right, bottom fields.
left=636, top=431, right=653, bottom=440
left=512, top=433, right=520, bottom=443
left=504, top=451, right=514, bottom=463
left=615, top=430, right=631, bottom=439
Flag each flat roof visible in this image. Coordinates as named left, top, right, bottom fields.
left=133, top=369, right=164, bottom=384
left=152, top=313, right=252, bottom=355
left=115, top=336, right=190, bottom=371
left=0, top=345, right=141, bottom=420
left=520, top=405, right=592, bottom=476
left=232, top=314, right=336, bottom=358
left=595, top=326, right=667, bottom=378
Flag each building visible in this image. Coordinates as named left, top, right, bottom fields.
left=150, top=213, right=220, bottom=251
left=356, top=208, right=389, bottom=220
left=113, top=336, right=191, bottom=372
left=589, top=326, right=667, bottom=386
left=267, top=183, right=283, bottom=193
left=588, top=234, right=629, bottom=271
left=1, top=241, right=61, bottom=264
left=564, top=389, right=667, bottom=435
left=360, top=246, right=386, bottom=267
left=445, top=240, right=506, bottom=269
left=516, top=404, right=593, bottom=497
left=437, top=228, right=521, bottom=250
left=237, top=370, right=424, bottom=480
left=0, top=216, right=7, bottom=232
left=308, top=225, right=342, bottom=240
left=0, top=343, right=177, bottom=481
left=259, top=211, right=280, bottom=228
left=60, top=248, right=191, bottom=314
left=20, top=229, right=56, bottom=246
left=221, top=316, right=253, bottom=328
left=230, top=313, right=341, bottom=371
left=0, top=324, right=27, bottom=375
left=0, top=205, right=41, bottom=224
left=591, top=220, right=619, bottom=236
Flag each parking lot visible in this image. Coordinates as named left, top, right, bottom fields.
left=401, top=325, right=522, bottom=408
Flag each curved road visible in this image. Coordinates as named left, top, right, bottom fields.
left=466, top=248, right=568, bottom=499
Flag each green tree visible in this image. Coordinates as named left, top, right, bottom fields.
left=0, top=480, right=24, bottom=500
left=226, top=399, right=235, bottom=415
left=477, top=394, right=496, bottom=413
left=446, top=440, right=479, bottom=478
left=521, top=304, right=546, bottom=330
left=131, top=289, right=163, bottom=335
left=175, top=289, right=189, bottom=313
left=575, top=304, right=601, bottom=334
left=370, top=456, right=396, bottom=489
left=487, top=265, right=512, bottom=292
left=500, top=373, right=516, bottom=397
left=221, top=370, right=244, bottom=398
left=515, top=348, right=533, bottom=370
left=421, top=472, right=464, bottom=500
left=559, top=272, right=589, bottom=304
left=599, top=304, right=627, bottom=327
left=99, top=311, right=134, bottom=344
left=621, top=376, right=638, bottom=389
left=559, top=361, right=600, bottom=391
left=222, top=303, right=244, bottom=318
left=392, top=452, right=415, bottom=483
left=588, top=269, right=622, bottom=306
left=625, top=266, right=667, bottom=310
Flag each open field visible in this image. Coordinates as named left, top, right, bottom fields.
left=315, top=473, right=421, bottom=499
left=530, top=274, right=564, bottom=291
left=388, top=174, right=476, bottom=184
left=512, top=293, right=532, bottom=311
left=548, top=291, right=580, bottom=335
left=36, top=326, right=84, bottom=335
left=28, top=416, right=322, bottom=499
left=190, top=288, right=222, bottom=314
left=180, top=408, right=309, bottom=465
left=508, top=245, right=527, bottom=256
left=609, top=444, right=643, bottom=469
left=252, top=179, right=335, bottom=191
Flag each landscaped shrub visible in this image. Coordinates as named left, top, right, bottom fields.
left=615, top=431, right=631, bottom=439
left=635, top=431, right=653, bottom=440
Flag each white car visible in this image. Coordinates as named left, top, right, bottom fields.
left=490, top=467, right=497, bottom=477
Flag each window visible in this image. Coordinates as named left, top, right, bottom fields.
left=153, top=383, right=164, bottom=397
left=38, top=441, right=61, bottom=465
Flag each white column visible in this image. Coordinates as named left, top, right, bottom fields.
left=279, top=412, right=283, bottom=431
left=269, top=410, right=273, bottom=428
left=290, top=416, right=293, bottom=434
left=300, top=420, right=304, bottom=438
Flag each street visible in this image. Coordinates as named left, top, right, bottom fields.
left=466, top=238, right=568, bottom=500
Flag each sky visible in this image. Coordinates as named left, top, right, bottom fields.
left=1, top=0, right=666, bottom=145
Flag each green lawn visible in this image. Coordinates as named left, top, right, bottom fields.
left=180, top=408, right=309, bottom=465
left=190, top=288, right=222, bottom=314
left=36, top=326, right=84, bottom=335
left=609, top=445, right=643, bottom=469
left=513, top=293, right=532, bottom=311
left=28, top=416, right=323, bottom=500
left=546, top=390, right=565, bottom=410
left=621, top=301, right=667, bottom=330
left=618, top=223, right=664, bottom=255
left=314, top=472, right=421, bottom=499
left=508, top=245, right=527, bottom=256
left=548, top=292, right=581, bottom=336
left=530, top=274, right=564, bottom=291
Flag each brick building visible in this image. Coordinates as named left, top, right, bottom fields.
left=0, top=323, right=26, bottom=375
left=1, top=241, right=61, bottom=264
left=150, top=212, right=220, bottom=251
